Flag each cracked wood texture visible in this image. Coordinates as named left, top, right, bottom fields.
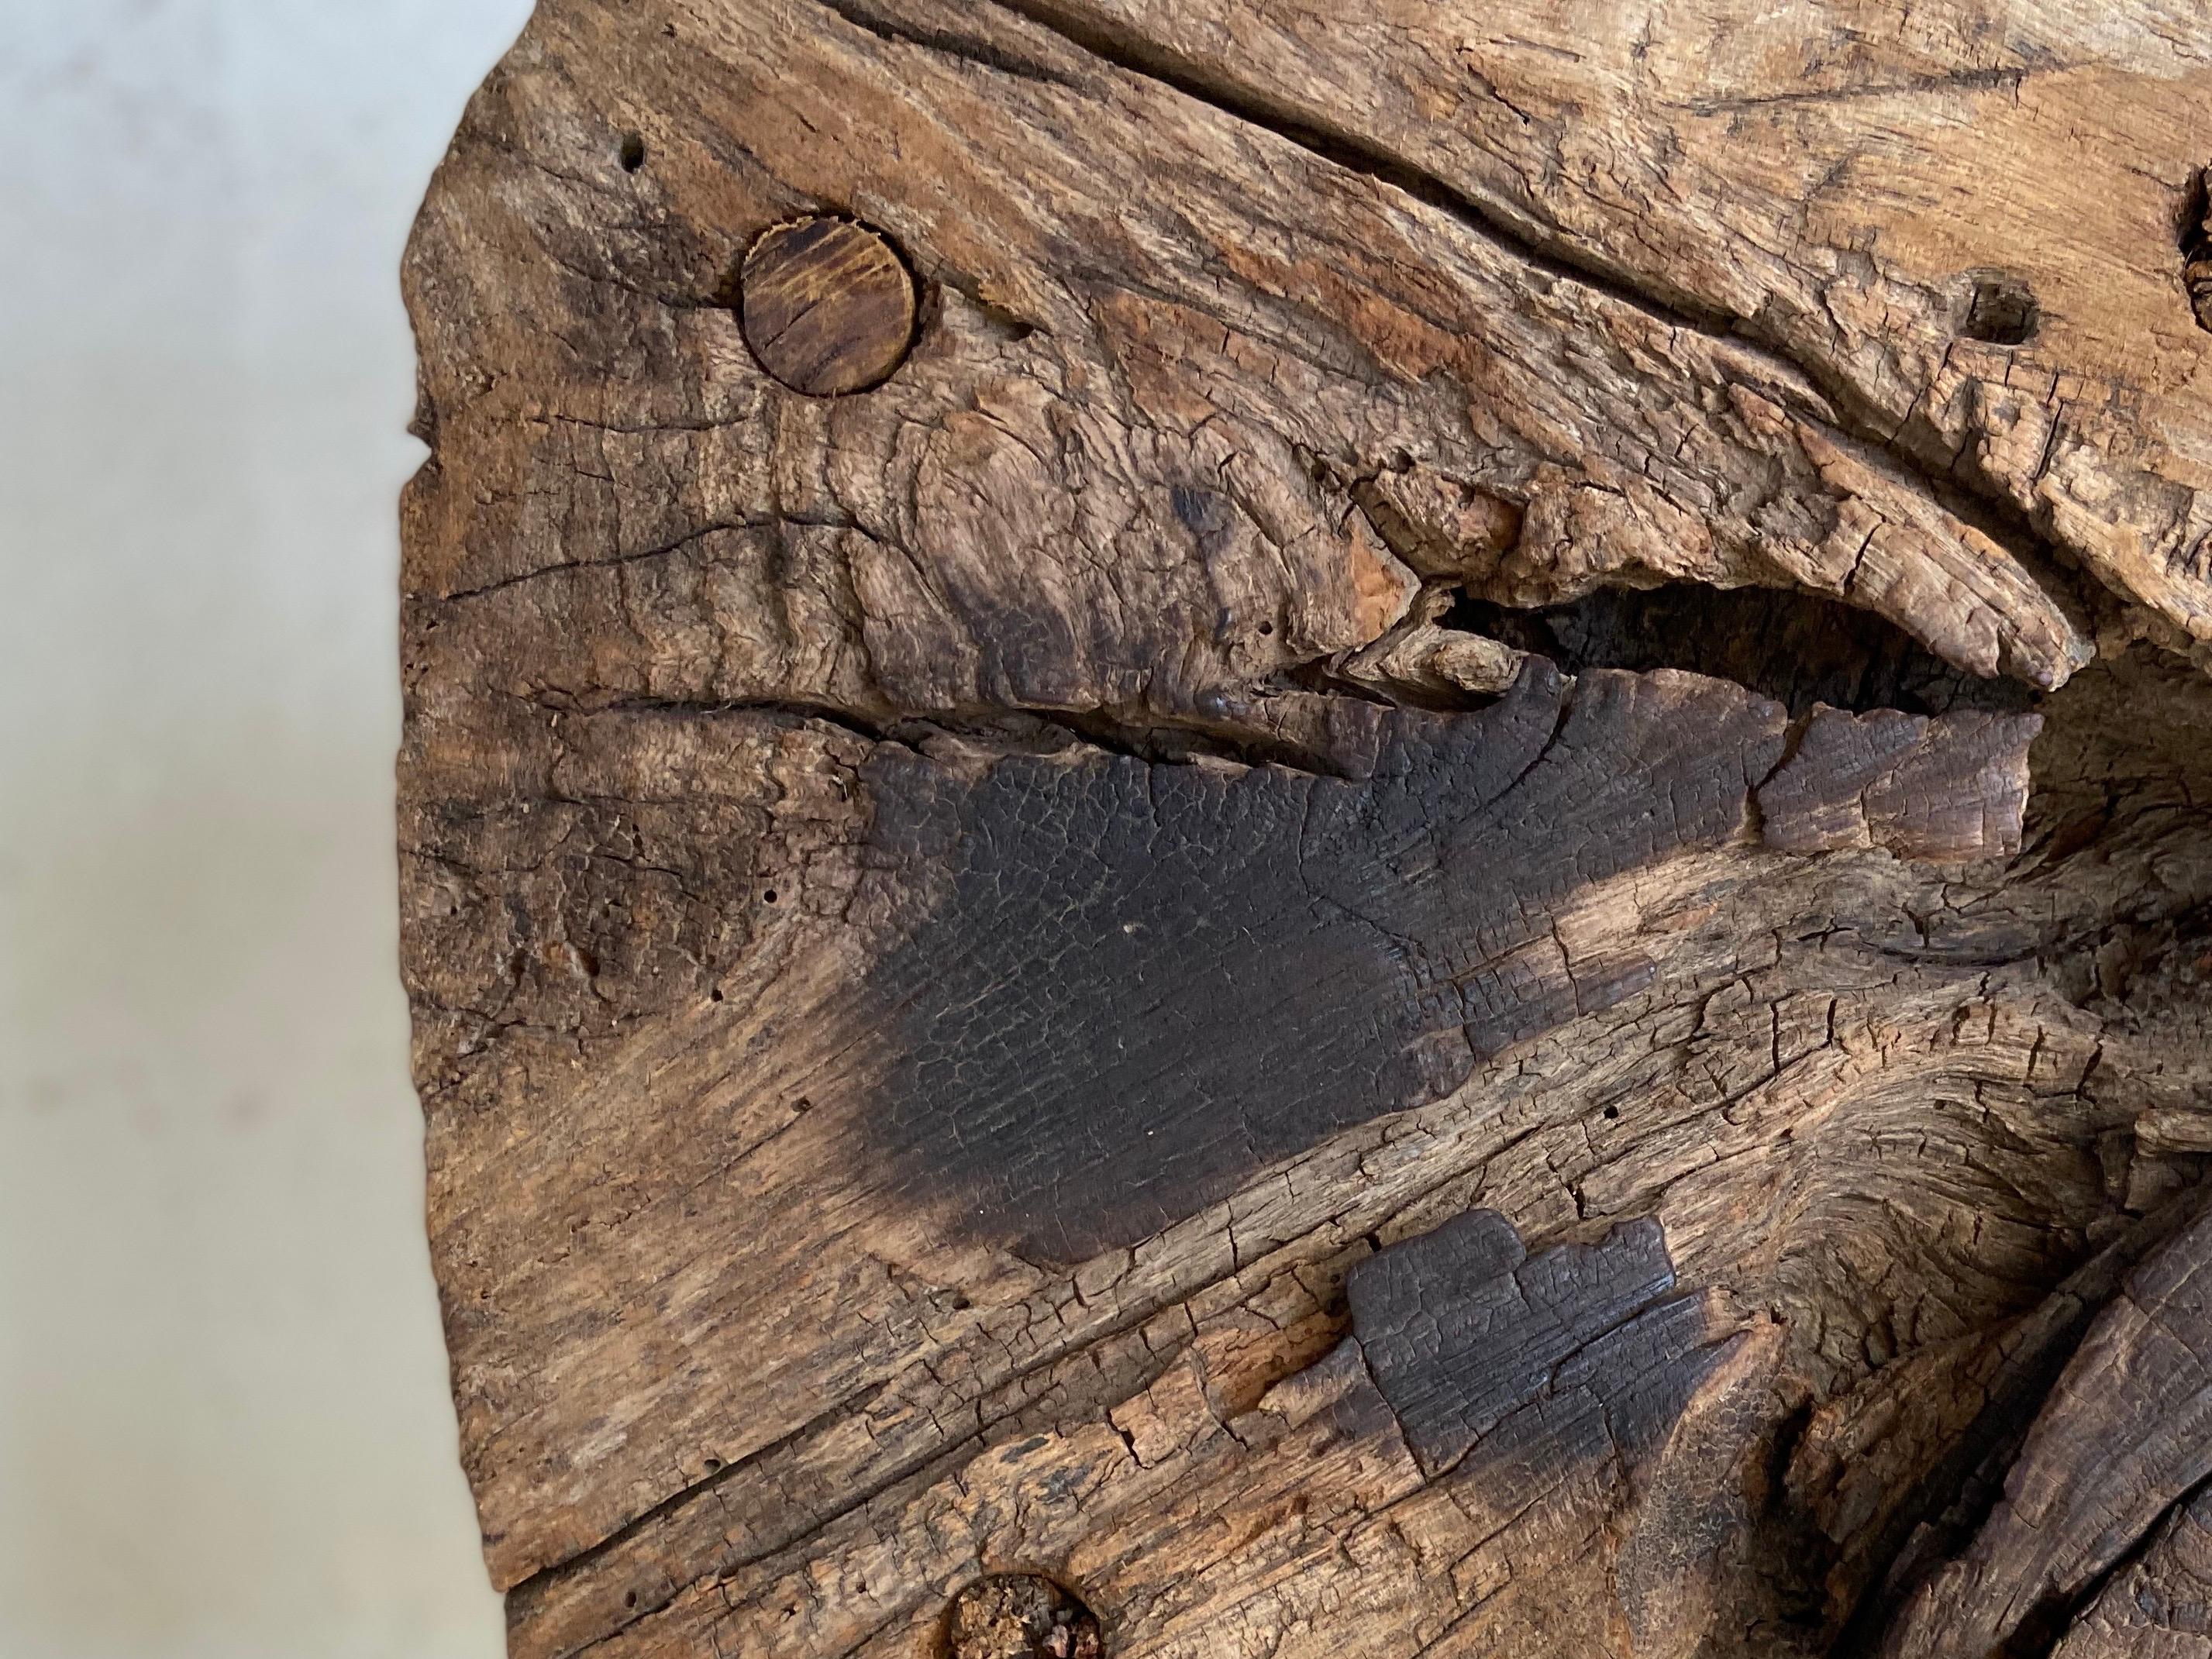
left=396, top=0, right=2212, bottom=1654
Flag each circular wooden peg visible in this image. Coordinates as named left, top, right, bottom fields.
left=739, top=216, right=917, bottom=396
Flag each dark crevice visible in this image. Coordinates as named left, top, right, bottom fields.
left=977, top=0, right=1747, bottom=336
left=1744, top=1397, right=1835, bottom=1638
left=429, top=518, right=854, bottom=605
left=929, top=263, right=1044, bottom=344
left=1677, top=64, right=2033, bottom=115
left=914, top=703, right=1354, bottom=776
left=2181, top=166, right=2212, bottom=335
left=814, top=0, right=1083, bottom=89
left=523, top=691, right=1355, bottom=778
left=1962, top=273, right=2039, bottom=346
left=1445, top=584, right=2038, bottom=718
left=529, top=692, right=897, bottom=752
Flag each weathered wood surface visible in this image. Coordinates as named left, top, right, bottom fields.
left=396, top=0, right=2212, bottom=1653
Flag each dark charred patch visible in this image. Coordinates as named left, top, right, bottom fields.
left=1449, top=584, right=2035, bottom=718
left=1759, top=707, right=2041, bottom=862
left=856, top=662, right=1785, bottom=1260
left=1346, top=1209, right=1733, bottom=1481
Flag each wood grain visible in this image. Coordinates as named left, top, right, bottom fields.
left=396, top=0, right=2212, bottom=1654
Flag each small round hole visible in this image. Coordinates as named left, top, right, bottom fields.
left=1257, top=621, right=1274, bottom=637
left=618, top=133, right=646, bottom=172
left=624, top=1591, right=639, bottom=1609
left=1962, top=274, right=2037, bottom=345
left=1602, top=1104, right=1620, bottom=1120
left=762, top=889, right=778, bottom=904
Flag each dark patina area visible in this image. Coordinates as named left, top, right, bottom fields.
left=857, top=662, right=1787, bottom=1259
left=1346, top=1208, right=1728, bottom=1479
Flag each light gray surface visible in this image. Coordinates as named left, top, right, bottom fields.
left=1, top=4, right=532, bottom=1654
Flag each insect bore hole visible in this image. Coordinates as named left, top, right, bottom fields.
left=1962, top=273, right=2038, bottom=345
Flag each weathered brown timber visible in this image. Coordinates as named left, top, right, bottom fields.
left=396, top=2, right=2212, bottom=1654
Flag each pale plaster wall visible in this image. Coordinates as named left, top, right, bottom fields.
left=1, top=5, right=534, bottom=1654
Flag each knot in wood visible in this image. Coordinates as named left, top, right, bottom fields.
left=739, top=216, right=917, bottom=396
left=942, top=1574, right=1102, bottom=1659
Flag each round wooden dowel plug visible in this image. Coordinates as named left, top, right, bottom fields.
left=739, top=215, right=917, bottom=396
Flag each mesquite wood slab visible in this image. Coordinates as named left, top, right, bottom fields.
left=397, top=2, right=2212, bottom=1654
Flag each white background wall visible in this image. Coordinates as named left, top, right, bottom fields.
left=1, top=4, right=534, bottom=1654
